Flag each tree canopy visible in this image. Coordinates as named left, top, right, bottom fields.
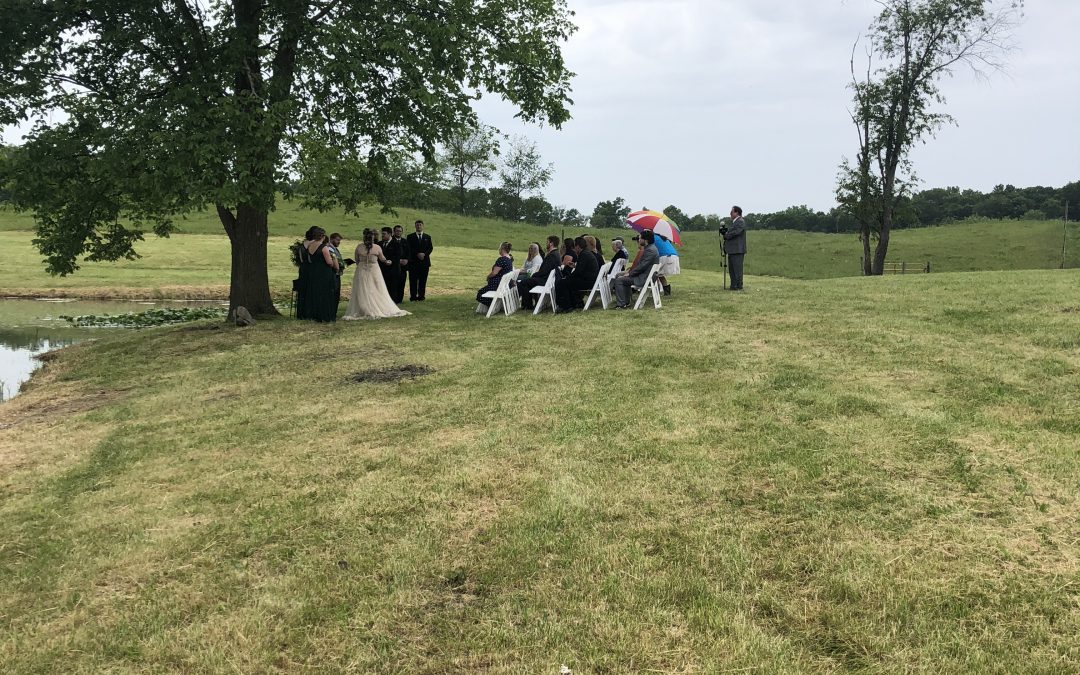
left=0, top=0, right=576, bottom=313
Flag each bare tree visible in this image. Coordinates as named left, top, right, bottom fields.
left=837, top=0, right=1023, bottom=275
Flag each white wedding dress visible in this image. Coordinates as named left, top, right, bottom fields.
left=342, top=245, right=411, bottom=320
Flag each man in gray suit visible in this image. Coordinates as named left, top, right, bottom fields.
left=613, top=230, right=660, bottom=308
left=721, top=205, right=747, bottom=290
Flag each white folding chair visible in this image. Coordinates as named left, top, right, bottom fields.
left=481, top=269, right=517, bottom=318
left=530, top=269, right=558, bottom=315
left=599, top=258, right=627, bottom=309
left=632, top=264, right=663, bottom=310
left=583, top=261, right=613, bottom=310
left=503, top=269, right=520, bottom=315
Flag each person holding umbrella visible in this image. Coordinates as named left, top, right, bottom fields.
left=721, top=206, right=747, bottom=290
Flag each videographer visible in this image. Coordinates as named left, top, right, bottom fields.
left=720, top=205, right=747, bottom=291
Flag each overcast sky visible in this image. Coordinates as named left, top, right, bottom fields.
left=478, top=0, right=1080, bottom=215
left=3, top=1, right=1075, bottom=218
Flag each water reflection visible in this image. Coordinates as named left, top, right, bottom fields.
left=0, top=298, right=223, bottom=400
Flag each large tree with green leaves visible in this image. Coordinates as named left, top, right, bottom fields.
left=494, top=135, right=552, bottom=222
left=836, top=0, right=1021, bottom=275
left=0, top=1, right=575, bottom=314
left=439, top=123, right=499, bottom=214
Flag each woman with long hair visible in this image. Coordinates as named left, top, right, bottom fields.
left=297, top=226, right=339, bottom=321
left=342, top=228, right=410, bottom=320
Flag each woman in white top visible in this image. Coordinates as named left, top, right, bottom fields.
left=519, top=242, right=543, bottom=281
left=343, top=228, right=411, bottom=320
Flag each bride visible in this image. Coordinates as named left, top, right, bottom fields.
left=343, top=229, right=411, bottom=320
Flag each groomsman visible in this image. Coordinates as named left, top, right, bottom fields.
left=407, top=219, right=433, bottom=301
left=388, top=225, right=410, bottom=304
left=379, top=227, right=396, bottom=296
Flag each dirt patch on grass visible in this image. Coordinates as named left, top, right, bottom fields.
left=1, top=387, right=129, bottom=427
left=346, top=364, right=434, bottom=384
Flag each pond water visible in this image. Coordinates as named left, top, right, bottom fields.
left=0, top=298, right=224, bottom=400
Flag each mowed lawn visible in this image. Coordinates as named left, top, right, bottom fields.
left=1, top=264, right=1078, bottom=671
left=2, top=204, right=1078, bottom=299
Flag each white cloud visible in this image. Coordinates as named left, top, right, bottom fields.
left=480, top=0, right=1080, bottom=215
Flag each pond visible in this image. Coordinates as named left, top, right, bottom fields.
left=0, top=298, right=225, bottom=401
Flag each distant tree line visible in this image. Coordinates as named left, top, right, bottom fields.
left=4, top=140, right=1074, bottom=233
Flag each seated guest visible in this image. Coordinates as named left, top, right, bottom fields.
left=476, top=241, right=514, bottom=307
left=613, top=230, right=659, bottom=309
left=555, top=236, right=599, bottom=312
left=560, top=237, right=577, bottom=272
left=519, top=235, right=561, bottom=310
left=611, top=237, right=629, bottom=265
left=520, top=242, right=543, bottom=281
left=583, top=235, right=604, bottom=267
left=654, top=234, right=680, bottom=296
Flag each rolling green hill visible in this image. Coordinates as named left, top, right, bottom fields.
left=1, top=204, right=1077, bottom=298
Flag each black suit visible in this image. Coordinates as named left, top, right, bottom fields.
left=556, top=248, right=598, bottom=311
left=378, top=238, right=396, bottom=297
left=519, top=249, right=560, bottom=309
left=406, top=231, right=433, bottom=300
left=384, top=236, right=408, bottom=303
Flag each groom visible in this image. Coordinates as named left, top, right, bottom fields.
left=406, top=219, right=433, bottom=301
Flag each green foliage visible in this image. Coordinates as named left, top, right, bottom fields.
left=60, top=306, right=226, bottom=328
left=439, top=124, right=500, bottom=213
left=589, top=197, right=632, bottom=228
left=495, top=136, right=554, bottom=221
left=0, top=0, right=577, bottom=306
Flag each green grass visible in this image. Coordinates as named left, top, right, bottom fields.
left=2, top=204, right=1078, bottom=297
left=1, top=265, right=1078, bottom=672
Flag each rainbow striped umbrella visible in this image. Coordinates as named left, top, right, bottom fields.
left=626, top=210, right=682, bottom=246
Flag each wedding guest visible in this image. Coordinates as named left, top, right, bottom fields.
left=476, top=242, right=514, bottom=307
left=587, top=235, right=604, bottom=266
left=521, top=242, right=544, bottom=279
left=654, top=233, right=680, bottom=296
left=555, top=236, right=598, bottom=312
left=613, top=230, right=659, bottom=309
left=611, top=237, right=629, bottom=264
left=560, top=237, right=577, bottom=275
left=519, top=235, right=561, bottom=310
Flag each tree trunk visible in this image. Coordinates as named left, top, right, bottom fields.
left=219, top=203, right=279, bottom=316
left=872, top=225, right=890, bottom=275
left=860, top=227, right=873, bottom=275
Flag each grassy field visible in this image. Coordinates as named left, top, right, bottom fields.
left=1, top=263, right=1078, bottom=671
left=1, top=204, right=1077, bottom=299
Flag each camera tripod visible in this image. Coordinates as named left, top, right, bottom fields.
left=719, top=229, right=728, bottom=290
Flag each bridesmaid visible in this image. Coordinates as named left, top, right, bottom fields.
left=298, top=226, right=339, bottom=322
